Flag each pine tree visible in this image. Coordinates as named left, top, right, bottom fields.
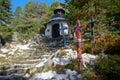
left=65, top=0, right=120, bottom=23
left=23, top=1, right=38, bottom=23
left=13, top=6, right=23, bottom=26
left=0, top=0, right=12, bottom=26
left=14, top=6, right=22, bottom=18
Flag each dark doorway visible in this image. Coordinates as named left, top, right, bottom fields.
left=52, top=23, right=60, bottom=38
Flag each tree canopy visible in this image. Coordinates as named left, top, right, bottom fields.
left=65, top=0, right=120, bottom=23
left=0, top=0, right=120, bottom=40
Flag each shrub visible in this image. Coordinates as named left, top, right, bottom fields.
left=66, top=59, right=78, bottom=71
left=0, top=26, right=13, bottom=42
left=54, top=65, right=66, bottom=74
left=82, top=69, right=97, bottom=80
left=14, top=22, right=45, bottom=42
left=105, top=38, right=120, bottom=54
left=95, top=55, right=120, bottom=80
left=82, top=41, right=91, bottom=53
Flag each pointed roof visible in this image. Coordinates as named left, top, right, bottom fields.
left=44, top=5, right=66, bottom=25
left=54, top=5, right=65, bottom=14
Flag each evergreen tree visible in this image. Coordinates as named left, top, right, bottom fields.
left=65, top=0, right=120, bottom=23
left=14, top=6, right=22, bottom=18
left=0, top=0, right=12, bottom=26
left=38, top=2, right=48, bottom=22
left=13, top=6, right=23, bottom=26
left=23, top=1, right=38, bottom=23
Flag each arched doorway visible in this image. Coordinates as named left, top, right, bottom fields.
left=52, top=23, right=60, bottom=38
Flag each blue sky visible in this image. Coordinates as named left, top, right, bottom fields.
left=11, top=0, right=65, bottom=12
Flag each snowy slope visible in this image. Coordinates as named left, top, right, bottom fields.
left=0, top=41, right=98, bottom=80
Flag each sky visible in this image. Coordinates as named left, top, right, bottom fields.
left=11, top=0, right=65, bottom=12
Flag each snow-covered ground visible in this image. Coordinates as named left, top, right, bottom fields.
left=0, top=41, right=98, bottom=80
left=30, top=69, right=81, bottom=80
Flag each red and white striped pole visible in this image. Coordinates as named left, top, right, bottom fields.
left=75, top=19, right=82, bottom=71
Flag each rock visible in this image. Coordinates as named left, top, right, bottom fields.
left=6, top=68, right=27, bottom=75
left=0, top=70, right=7, bottom=76
left=0, top=76, right=10, bottom=80
left=0, top=73, right=28, bottom=80
left=9, top=74, right=27, bottom=80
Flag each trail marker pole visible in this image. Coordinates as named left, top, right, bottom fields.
left=74, top=20, right=82, bottom=71
left=90, top=16, right=95, bottom=54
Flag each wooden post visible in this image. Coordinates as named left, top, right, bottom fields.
left=37, top=27, right=40, bottom=34
left=74, top=19, right=87, bottom=71
left=75, top=19, right=82, bottom=71
left=90, top=16, right=95, bottom=54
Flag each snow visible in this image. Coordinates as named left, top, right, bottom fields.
left=32, top=48, right=97, bottom=80
left=0, top=41, right=98, bottom=80
left=0, top=41, right=32, bottom=55
left=53, top=49, right=97, bottom=66
left=26, top=59, right=42, bottom=62
left=30, top=49, right=97, bottom=80
left=82, top=53, right=98, bottom=63
left=16, top=43, right=30, bottom=50
left=0, top=54, right=6, bottom=57
left=0, top=48, right=9, bottom=53
left=35, top=60, right=47, bottom=67
left=53, top=49, right=76, bottom=66
left=24, top=73, right=30, bottom=78
left=64, top=49, right=77, bottom=59
left=53, top=57, right=71, bottom=65
left=29, top=69, right=81, bottom=80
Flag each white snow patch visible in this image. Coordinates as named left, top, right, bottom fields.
left=0, top=41, right=34, bottom=56
left=8, top=51, right=14, bottom=55
left=53, top=57, right=71, bottom=66
left=35, top=59, right=47, bottom=67
left=82, top=53, right=98, bottom=63
left=24, top=73, right=30, bottom=78
left=63, top=49, right=97, bottom=64
left=0, top=48, right=9, bottom=53
left=16, top=43, right=30, bottom=50
left=29, top=71, right=55, bottom=80
left=53, top=49, right=77, bottom=66
left=0, top=54, right=6, bottom=57
left=64, top=49, right=77, bottom=59
left=53, top=49, right=97, bottom=66
left=29, top=69, right=81, bottom=80
left=26, top=59, right=42, bottom=62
